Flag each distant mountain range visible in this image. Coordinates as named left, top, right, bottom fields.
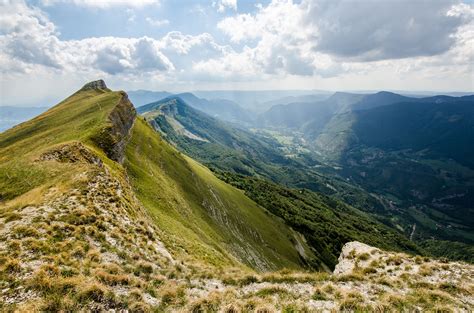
left=137, top=90, right=474, bottom=263
left=137, top=93, right=252, bottom=125
left=0, top=106, right=49, bottom=132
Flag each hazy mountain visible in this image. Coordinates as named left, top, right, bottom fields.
left=0, top=106, right=49, bottom=132
left=310, top=95, right=474, bottom=256
left=260, top=94, right=331, bottom=107
left=137, top=92, right=252, bottom=124
left=171, top=93, right=252, bottom=124
left=192, top=90, right=329, bottom=113
left=257, top=92, right=365, bottom=130
left=139, top=95, right=420, bottom=268
left=127, top=89, right=172, bottom=107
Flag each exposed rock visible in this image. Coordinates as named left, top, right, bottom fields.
left=333, top=241, right=378, bottom=276
left=38, top=142, right=102, bottom=165
left=80, top=79, right=109, bottom=91
left=91, top=92, right=136, bottom=162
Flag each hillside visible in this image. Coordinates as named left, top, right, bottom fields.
left=138, top=95, right=391, bottom=215
left=0, top=80, right=315, bottom=311
left=313, top=97, right=474, bottom=259
left=0, top=81, right=473, bottom=311
left=254, top=91, right=474, bottom=262
left=136, top=96, right=424, bottom=266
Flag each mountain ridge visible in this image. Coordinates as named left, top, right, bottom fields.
left=1, top=81, right=473, bottom=311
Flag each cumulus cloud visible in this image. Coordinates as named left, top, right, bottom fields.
left=210, top=0, right=473, bottom=79
left=0, top=1, right=225, bottom=77
left=1, top=0, right=472, bottom=92
left=212, top=0, right=326, bottom=77
left=302, top=0, right=470, bottom=61
left=40, top=0, right=160, bottom=8
left=213, top=0, right=237, bottom=13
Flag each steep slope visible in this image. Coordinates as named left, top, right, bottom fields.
left=140, top=96, right=294, bottom=178
left=0, top=80, right=315, bottom=311
left=123, top=118, right=313, bottom=271
left=138, top=96, right=373, bottom=205
left=1, top=81, right=472, bottom=311
left=313, top=97, right=474, bottom=261
left=216, top=172, right=420, bottom=269
left=137, top=96, right=424, bottom=268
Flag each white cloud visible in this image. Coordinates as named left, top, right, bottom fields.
left=209, top=0, right=473, bottom=81
left=40, top=0, right=160, bottom=8
left=301, top=0, right=469, bottom=61
left=211, top=0, right=322, bottom=77
left=146, top=17, right=169, bottom=27
left=1, top=0, right=473, bottom=101
left=213, top=0, right=237, bottom=13
left=0, top=1, right=227, bottom=76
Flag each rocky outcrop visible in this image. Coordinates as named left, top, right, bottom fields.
left=92, top=91, right=136, bottom=163
left=80, top=79, right=110, bottom=92
left=38, top=142, right=102, bottom=166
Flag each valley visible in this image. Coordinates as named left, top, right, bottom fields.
left=136, top=88, right=474, bottom=263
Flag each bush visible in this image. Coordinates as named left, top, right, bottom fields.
left=357, top=253, right=370, bottom=261
left=3, top=258, right=21, bottom=273
left=77, top=282, right=108, bottom=302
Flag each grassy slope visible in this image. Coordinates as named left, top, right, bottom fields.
left=0, top=88, right=123, bottom=202
left=123, top=118, right=313, bottom=271
left=1, top=86, right=312, bottom=272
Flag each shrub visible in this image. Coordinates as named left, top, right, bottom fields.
left=312, top=289, right=327, bottom=300
left=160, top=284, right=185, bottom=307
left=357, top=253, right=370, bottom=261
left=190, top=297, right=220, bottom=313
left=363, top=267, right=377, bottom=274
left=255, top=287, right=289, bottom=298
left=96, top=270, right=130, bottom=286
left=4, top=212, right=21, bottom=223
left=128, top=301, right=150, bottom=312
left=13, top=225, right=39, bottom=238
left=386, top=255, right=403, bottom=266
left=77, top=282, right=108, bottom=303
left=28, top=264, right=63, bottom=292
left=135, top=261, right=154, bottom=275
left=3, top=258, right=21, bottom=273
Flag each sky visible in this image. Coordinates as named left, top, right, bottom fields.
left=0, top=0, right=473, bottom=106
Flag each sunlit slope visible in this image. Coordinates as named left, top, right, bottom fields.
left=124, top=118, right=314, bottom=271
left=0, top=82, right=128, bottom=202
left=0, top=81, right=311, bottom=273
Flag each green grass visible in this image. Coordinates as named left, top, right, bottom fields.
left=123, top=118, right=310, bottom=271
left=0, top=88, right=123, bottom=202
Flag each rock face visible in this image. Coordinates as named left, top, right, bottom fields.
left=92, top=91, right=136, bottom=163
left=80, top=79, right=109, bottom=91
